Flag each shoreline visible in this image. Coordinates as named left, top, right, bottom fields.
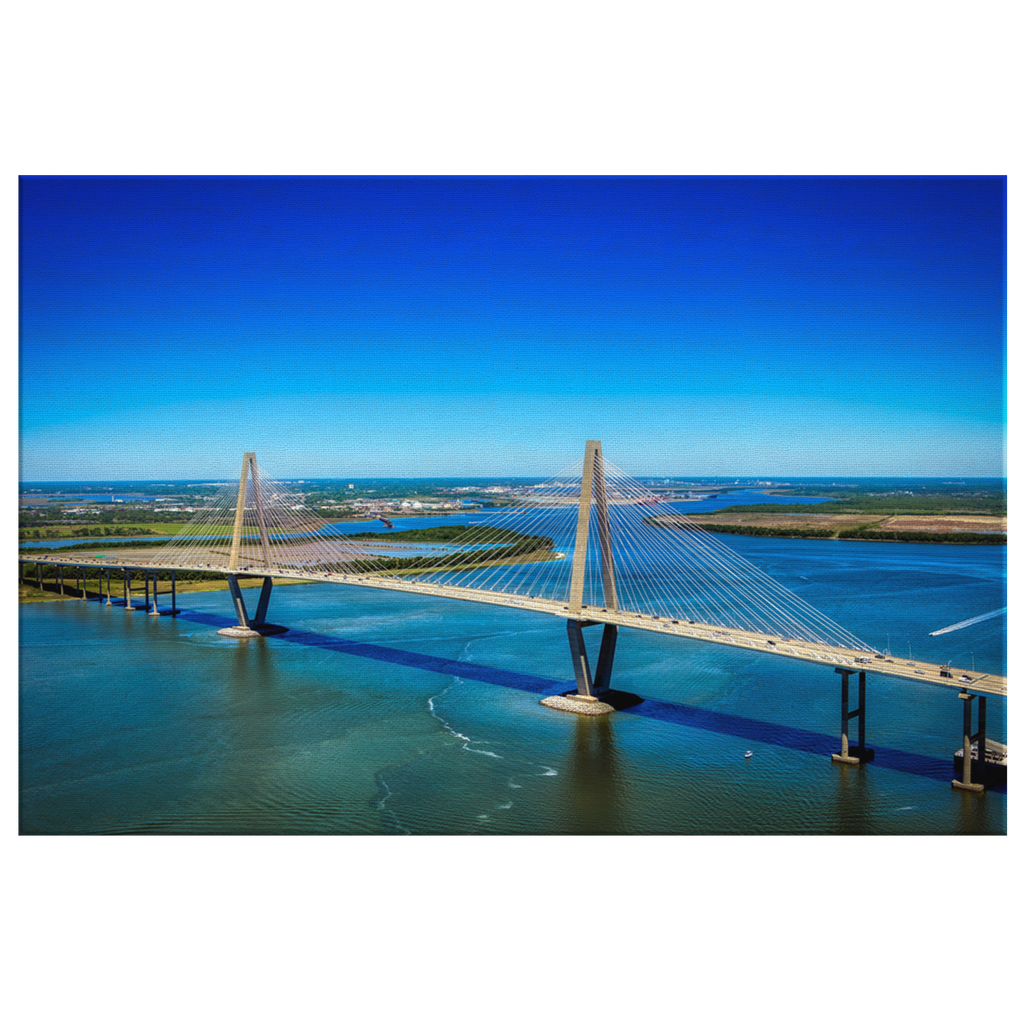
left=681, top=526, right=1005, bottom=545
left=651, top=509, right=1005, bottom=545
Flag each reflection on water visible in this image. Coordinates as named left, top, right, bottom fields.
left=564, top=716, right=623, bottom=834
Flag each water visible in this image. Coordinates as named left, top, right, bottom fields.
left=19, top=535, right=1005, bottom=834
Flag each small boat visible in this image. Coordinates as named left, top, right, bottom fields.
left=744, top=750, right=753, bottom=759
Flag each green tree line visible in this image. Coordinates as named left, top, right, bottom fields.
left=835, top=528, right=1005, bottom=544
left=21, top=565, right=228, bottom=584
left=19, top=525, right=164, bottom=541
left=688, top=524, right=835, bottom=539
left=20, top=538, right=170, bottom=553
left=685, top=522, right=1005, bottom=544
left=19, top=508, right=198, bottom=529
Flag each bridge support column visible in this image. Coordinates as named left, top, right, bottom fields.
left=253, top=577, right=273, bottom=626
left=36, top=563, right=41, bottom=590
left=831, top=669, right=874, bottom=765
left=171, top=571, right=177, bottom=615
left=566, top=619, right=619, bottom=697
left=124, top=569, right=132, bottom=610
left=106, top=569, right=113, bottom=605
left=543, top=619, right=635, bottom=714
left=227, top=574, right=249, bottom=627
left=217, top=575, right=287, bottom=638
left=58, top=565, right=64, bottom=596
left=149, top=573, right=160, bottom=616
left=952, top=691, right=987, bottom=792
left=79, top=566, right=86, bottom=600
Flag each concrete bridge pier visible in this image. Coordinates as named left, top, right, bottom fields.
left=567, top=619, right=618, bottom=698
left=83, top=567, right=95, bottom=600
left=119, top=569, right=152, bottom=613
left=144, top=571, right=182, bottom=616
left=952, top=691, right=987, bottom=792
left=227, top=574, right=249, bottom=626
left=105, top=569, right=113, bottom=605
left=831, top=668, right=874, bottom=765
left=541, top=618, right=640, bottom=715
left=217, top=575, right=287, bottom=638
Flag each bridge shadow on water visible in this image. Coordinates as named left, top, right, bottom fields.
left=177, top=610, right=990, bottom=789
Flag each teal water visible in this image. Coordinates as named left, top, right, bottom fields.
left=19, top=536, right=1005, bottom=834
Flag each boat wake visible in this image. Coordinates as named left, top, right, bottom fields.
left=929, top=607, right=1006, bottom=636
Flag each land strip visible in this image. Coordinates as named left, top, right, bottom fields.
left=652, top=511, right=1006, bottom=543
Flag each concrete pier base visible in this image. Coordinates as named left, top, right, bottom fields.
left=216, top=623, right=288, bottom=639
left=831, top=746, right=876, bottom=765
left=951, top=777, right=986, bottom=793
left=540, top=689, right=642, bottom=716
left=219, top=574, right=285, bottom=637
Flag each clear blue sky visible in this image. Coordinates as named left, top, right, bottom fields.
left=19, top=176, right=1005, bottom=481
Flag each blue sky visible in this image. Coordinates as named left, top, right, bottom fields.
left=19, top=176, right=1005, bottom=480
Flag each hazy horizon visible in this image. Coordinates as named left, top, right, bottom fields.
left=19, top=473, right=1008, bottom=487
left=20, top=176, right=1005, bottom=481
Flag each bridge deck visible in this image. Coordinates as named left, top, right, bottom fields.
left=21, top=553, right=1007, bottom=698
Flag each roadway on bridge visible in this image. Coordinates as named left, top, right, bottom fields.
left=21, top=551, right=1007, bottom=698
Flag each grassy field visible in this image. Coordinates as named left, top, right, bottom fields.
left=685, top=511, right=1004, bottom=532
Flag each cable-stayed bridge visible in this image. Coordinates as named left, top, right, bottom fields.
left=20, top=444, right=1006, bottom=790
